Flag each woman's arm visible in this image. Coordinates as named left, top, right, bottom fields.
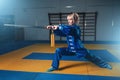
left=47, top=24, right=74, bottom=37
left=53, top=24, right=67, bottom=37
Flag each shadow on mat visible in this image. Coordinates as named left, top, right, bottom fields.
left=59, top=63, right=87, bottom=70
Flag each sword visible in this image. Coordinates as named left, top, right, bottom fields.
left=4, top=23, right=55, bottom=47
left=4, top=24, right=46, bottom=29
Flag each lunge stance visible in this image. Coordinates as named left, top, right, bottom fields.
left=46, top=13, right=112, bottom=72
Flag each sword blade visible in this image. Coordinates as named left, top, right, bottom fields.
left=4, top=24, right=46, bottom=29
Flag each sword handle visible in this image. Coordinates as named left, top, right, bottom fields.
left=50, top=30, right=55, bottom=47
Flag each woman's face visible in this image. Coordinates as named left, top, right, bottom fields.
left=67, top=16, right=75, bottom=26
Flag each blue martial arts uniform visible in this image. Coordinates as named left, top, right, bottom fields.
left=51, top=24, right=112, bottom=70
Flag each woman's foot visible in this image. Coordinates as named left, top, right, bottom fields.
left=46, top=67, right=57, bottom=72
left=99, top=63, right=112, bottom=70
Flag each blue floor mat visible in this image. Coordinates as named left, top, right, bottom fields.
left=0, top=70, right=38, bottom=80
left=35, top=73, right=120, bottom=80
left=23, top=50, right=120, bottom=62
left=0, top=41, right=41, bottom=55
left=0, top=70, right=120, bottom=80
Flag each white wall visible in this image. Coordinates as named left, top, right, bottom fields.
left=0, top=0, right=120, bottom=41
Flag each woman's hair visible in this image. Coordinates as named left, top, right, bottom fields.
left=67, top=13, right=80, bottom=24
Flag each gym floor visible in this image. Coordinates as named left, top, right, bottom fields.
left=0, top=42, right=120, bottom=80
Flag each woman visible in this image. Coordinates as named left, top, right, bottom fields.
left=46, top=13, right=112, bottom=72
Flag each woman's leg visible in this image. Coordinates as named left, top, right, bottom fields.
left=78, top=48, right=112, bottom=69
left=85, top=52, right=112, bottom=69
left=77, top=48, right=112, bottom=69
left=47, top=47, right=71, bottom=72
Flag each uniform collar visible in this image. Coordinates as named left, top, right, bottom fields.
left=69, top=24, right=77, bottom=27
